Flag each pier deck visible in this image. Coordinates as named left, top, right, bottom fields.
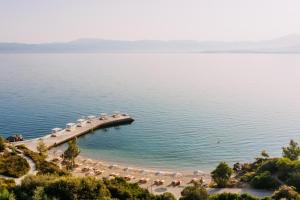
left=14, top=114, right=134, bottom=152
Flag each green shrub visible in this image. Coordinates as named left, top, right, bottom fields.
left=250, top=171, right=280, bottom=189
left=105, top=177, right=154, bottom=200
left=15, top=175, right=175, bottom=200
left=287, top=172, right=300, bottom=192
left=16, top=175, right=110, bottom=200
left=209, top=192, right=240, bottom=200
left=156, top=192, right=177, bottom=200
left=180, top=185, right=208, bottom=200
left=256, top=159, right=278, bottom=174
left=240, top=172, right=256, bottom=182
left=0, top=188, right=15, bottom=200
left=240, top=156, right=300, bottom=191
left=209, top=193, right=259, bottom=200
left=0, top=178, right=16, bottom=190
left=271, top=185, right=300, bottom=200
left=0, top=152, right=30, bottom=178
left=0, top=136, right=6, bottom=152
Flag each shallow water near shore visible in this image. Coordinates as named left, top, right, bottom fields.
left=1, top=53, right=300, bottom=171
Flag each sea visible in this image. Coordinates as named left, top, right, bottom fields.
left=0, top=53, right=300, bottom=172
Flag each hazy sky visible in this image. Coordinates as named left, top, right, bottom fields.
left=1, top=0, right=300, bottom=43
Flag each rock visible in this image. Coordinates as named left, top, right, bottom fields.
left=6, top=134, right=24, bottom=142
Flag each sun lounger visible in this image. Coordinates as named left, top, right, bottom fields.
left=139, top=178, right=149, bottom=184
left=171, top=180, right=181, bottom=186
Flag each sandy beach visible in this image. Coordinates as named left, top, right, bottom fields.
left=48, top=148, right=210, bottom=198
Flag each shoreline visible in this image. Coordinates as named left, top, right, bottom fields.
left=79, top=150, right=211, bottom=175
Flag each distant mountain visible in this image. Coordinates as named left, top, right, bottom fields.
left=1, top=34, right=300, bottom=53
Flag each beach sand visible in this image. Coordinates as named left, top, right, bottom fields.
left=48, top=148, right=210, bottom=199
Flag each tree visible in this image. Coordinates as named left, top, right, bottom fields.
left=211, top=162, right=233, bottom=187
left=37, top=140, right=48, bottom=159
left=282, top=140, right=300, bottom=161
left=0, top=136, right=6, bottom=152
left=261, top=150, right=270, bottom=158
left=63, top=138, right=80, bottom=170
left=272, top=185, right=300, bottom=200
left=33, top=187, right=48, bottom=200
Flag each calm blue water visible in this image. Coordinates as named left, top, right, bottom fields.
left=0, top=53, right=300, bottom=171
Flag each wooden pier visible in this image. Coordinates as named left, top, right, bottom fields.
left=13, top=114, right=134, bottom=152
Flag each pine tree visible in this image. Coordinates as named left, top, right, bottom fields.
left=63, top=138, right=80, bottom=170
left=37, top=140, right=48, bottom=159
left=282, top=140, right=300, bottom=161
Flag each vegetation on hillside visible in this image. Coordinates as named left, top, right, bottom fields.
left=16, top=145, right=69, bottom=176
left=12, top=175, right=176, bottom=200
left=0, top=136, right=6, bottom=152
left=234, top=140, right=300, bottom=192
left=0, top=151, right=30, bottom=178
left=0, top=178, right=16, bottom=190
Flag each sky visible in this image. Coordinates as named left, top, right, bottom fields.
left=1, top=0, right=300, bottom=43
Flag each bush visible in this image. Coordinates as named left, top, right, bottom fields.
left=15, top=175, right=176, bottom=200
left=180, top=185, right=208, bottom=200
left=240, top=172, right=256, bottom=182
left=0, top=152, right=30, bottom=178
left=0, top=178, right=16, bottom=190
left=0, top=136, right=6, bottom=152
left=209, top=193, right=260, bottom=200
left=271, top=185, right=300, bottom=200
left=250, top=171, right=280, bottom=189
left=211, top=162, right=233, bottom=187
left=239, top=156, right=300, bottom=191
left=15, top=175, right=110, bottom=200
left=17, top=145, right=69, bottom=176
left=157, top=192, right=177, bottom=200
left=0, top=188, right=15, bottom=200
left=287, top=172, right=300, bottom=192
left=105, top=177, right=154, bottom=199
